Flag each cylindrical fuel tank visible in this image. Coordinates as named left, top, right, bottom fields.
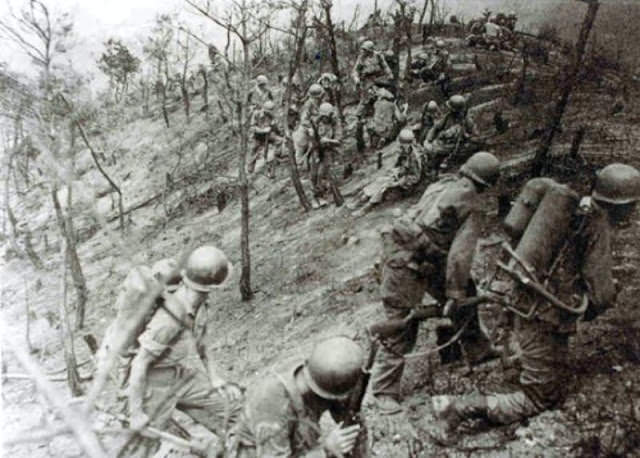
left=514, top=181, right=579, bottom=275
left=504, top=177, right=557, bottom=241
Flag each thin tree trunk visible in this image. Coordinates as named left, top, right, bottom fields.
left=239, top=34, right=252, bottom=301
left=321, top=0, right=345, bottom=124
left=200, top=67, right=209, bottom=119
left=59, top=245, right=83, bottom=397
left=532, top=0, right=599, bottom=175
left=25, top=281, right=33, bottom=354
left=161, top=81, right=170, bottom=128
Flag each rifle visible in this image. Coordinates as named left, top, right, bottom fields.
left=344, top=334, right=378, bottom=458
left=368, top=295, right=490, bottom=341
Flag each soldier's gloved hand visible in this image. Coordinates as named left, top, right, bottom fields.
left=323, top=422, right=361, bottom=458
left=129, top=411, right=150, bottom=432
left=443, top=298, right=458, bottom=318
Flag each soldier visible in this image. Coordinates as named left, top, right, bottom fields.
left=248, top=100, right=283, bottom=178
left=430, top=163, right=640, bottom=444
left=417, top=100, right=442, bottom=145
left=424, top=94, right=478, bottom=172
left=368, top=88, right=407, bottom=152
left=409, top=51, right=430, bottom=81
left=225, top=336, right=366, bottom=457
left=370, top=152, right=501, bottom=414
left=352, top=40, right=394, bottom=122
left=317, top=72, right=339, bottom=107
left=505, top=11, right=518, bottom=32
left=356, top=129, right=424, bottom=215
left=307, top=102, right=342, bottom=207
left=248, top=75, right=273, bottom=112
left=294, top=84, right=325, bottom=166
left=126, top=246, right=242, bottom=457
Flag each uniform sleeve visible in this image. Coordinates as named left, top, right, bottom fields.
left=581, top=216, right=616, bottom=320
left=351, top=56, right=362, bottom=82
left=246, top=381, right=327, bottom=458
left=137, top=308, right=183, bottom=358
left=444, top=190, right=480, bottom=300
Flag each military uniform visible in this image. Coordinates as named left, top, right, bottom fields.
left=123, top=295, right=232, bottom=457
left=486, top=200, right=616, bottom=423
left=425, top=110, right=477, bottom=170
left=248, top=85, right=273, bottom=112
left=371, top=174, right=483, bottom=398
left=308, top=110, right=341, bottom=200
left=368, top=96, right=406, bottom=148
left=352, top=51, right=393, bottom=119
left=362, top=143, right=424, bottom=207
left=226, top=364, right=357, bottom=458
left=248, top=108, right=282, bottom=175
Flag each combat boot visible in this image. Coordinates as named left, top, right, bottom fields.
left=430, top=394, right=488, bottom=445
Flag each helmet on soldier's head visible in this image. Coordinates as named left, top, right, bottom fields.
left=182, top=246, right=232, bottom=292
left=256, top=75, right=268, bottom=85
left=385, top=48, right=395, bottom=57
left=377, top=88, right=394, bottom=100
left=427, top=100, right=439, bottom=112
left=447, top=94, right=466, bottom=112
left=151, top=258, right=181, bottom=292
left=319, top=72, right=336, bottom=86
left=436, top=40, right=446, bottom=49
left=361, top=40, right=375, bottom=52
left=592, top=163, right=640, bottom=205
left=303, top=336, right=364, bottom=401
left=263, top=100, right=275, bottom=112
left=508, top=11, right=517, bottom=19
left=416, top=52, right=428, bottom=61
left=460, top=152, right=500, bottom=187
left=399, top=129, right=415, bottom=144
left=319, top=102, right=334, bottom=118
left=309, top=83, right=324, bottom=98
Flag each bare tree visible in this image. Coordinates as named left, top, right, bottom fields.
left=143, top=14, right=175, bottom=128
left=533, top=0, right=600, bottom=175
left=187, top=0, right=275, bottom=301
left=176, top=24, right=196, bottom=121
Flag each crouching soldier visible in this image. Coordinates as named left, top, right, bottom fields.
left=370, top=152, right=501, bottom=414
left=368, top=88, right=408, bottom=154
left=430, top=163, right=640, bottom=444
left=225, top=336, right=368, bottom=457
left=248, top=101, right=283, bottom=178
left=125, top=246, right=243, bottom=457
left=356, top=129, right=424, bottom=215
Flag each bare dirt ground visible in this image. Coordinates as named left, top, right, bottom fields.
left=2, top=39, right=640, bottom=457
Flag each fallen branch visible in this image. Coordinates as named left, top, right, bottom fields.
left=2, top=372, right=93, bottom=382
left=0, top=320, right=108, bottom=458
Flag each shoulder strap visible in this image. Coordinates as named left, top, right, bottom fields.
left=273, top=366, right=306, bottom=418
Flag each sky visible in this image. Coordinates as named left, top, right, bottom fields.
left=0, top=0, right=559, bottom=81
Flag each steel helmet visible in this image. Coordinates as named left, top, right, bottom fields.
left=303, top=336, right=364, bottom=401
left=319, top=102, right=334, bottom=118
left=447, top=94, right=466, bottom=112
left=460, top=152, right=500, bottom=187
left=181, top=246, right=232, bottom=292
left=508, top=11, right=517, bottom=19
left=592, top=163, right=640, bottom=205
left=436, top=40, right=446, bottom=49
left=309, top=83, right=324, bottom=97
left=416, top=52, right=428, bottom=61
left=320, top=72, right=337, bottom=84
left=427, top=100, right=439, bottom=112
left=256, top=75, right=268, bottom=85
left=361, top=40, right=375, bottom=52
left=263, top=100, right=275, bottom=112
left=377, top=88, right=394, bottom=100
left=399, top=128, right=415, bottom=144
left=151, top=258, right=182, bottom=292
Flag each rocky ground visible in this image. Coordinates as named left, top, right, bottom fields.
left=2, top=35, right=640, bottom=457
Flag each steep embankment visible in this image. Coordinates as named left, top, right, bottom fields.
left=2, top=33, right=640, bottom=457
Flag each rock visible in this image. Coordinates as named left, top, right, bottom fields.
left=348, top=236, right=360, bottom=245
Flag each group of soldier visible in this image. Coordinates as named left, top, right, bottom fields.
left=466, top=9, right=519, bottom=51
left=105, top=157, right=640, bottom=457
left=99, top=27, right=640, bottom=458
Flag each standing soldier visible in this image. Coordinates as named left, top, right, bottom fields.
left=294, top=83, right=325, bottom=166
left=126, top=245, right=242, bottom=457
left=424, top=94, right=478, bottom=172
left=352, top=40, right=394, bottom=152
left=248, top=75, right=273, bottom=113
left=248, top=100, right=283, bottom=178
left=370, top=152, right=501, bottom=414
left=307, top=102, right=342, bottom=207
left=431, top=164, right=640, bottom=444
left=225, top=336, right=367, bottom=457
left=317, top=72, right=339, bottom=107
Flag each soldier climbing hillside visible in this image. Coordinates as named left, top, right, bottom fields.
left=431, top=163, right=640, bottom=444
